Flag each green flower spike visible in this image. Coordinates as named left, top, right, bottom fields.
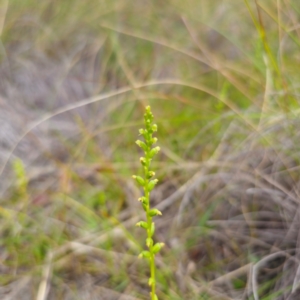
left=133, top=106, right=163, bottom=300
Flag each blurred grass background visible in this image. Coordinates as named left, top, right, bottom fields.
left=1, top=0, right=300, bottom=299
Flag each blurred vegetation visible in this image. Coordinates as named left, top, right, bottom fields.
left=1, top=0, right=300, bottom=299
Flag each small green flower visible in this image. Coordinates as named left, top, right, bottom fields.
left=136, top=221, right=148, bottom=229
left=152, top=243, right=165, bottom=254
left=140, top=157, right=147, bottom=166
left=149, top=209, right=162, bottom=217
left=132, top=175, right=145, bottom=186
left=146, top=238, right=153, bottom=247
left=138, top=196, right=147, bottom=203
left=151, top=124, right=158, bottom=132
left=147, top=171, right=155, bottom=179
left=148, top=179, right=159, bottom=191
left=151, top=137, right=158, bottom=144
left=136, top=140, right=147, bottom=151
left=149, top=146, right=160, bottom=158
left=139, top=251, right=151, bottom=259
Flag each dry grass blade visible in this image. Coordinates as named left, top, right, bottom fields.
left=36, top=252, right=53, bottom=300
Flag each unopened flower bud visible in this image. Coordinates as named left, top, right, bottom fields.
left=151, top=137, right=158, bottom=144
left=140, top=157, right=146, bottom=166
left=148, top=179, right=158, bottom=191
left=146, top=238, right=153, bottom=247
left=138, top=250, right=151, bottom=259
left=136, top=140, right=147, bottom=151
left=152, top=243, right=165, bottom=254
left=132, top=175, right=145, bottom=186
left=147, top=171, right=155, bottom=179
left=138, top=196, right=147, bottom=203
left=149, top=146, right=160, bottom=158
left=136, top=221, right=148, bottom=229
left=149, top=209, right=162, bottom=217
left=152, top=124, right=158, bottom=132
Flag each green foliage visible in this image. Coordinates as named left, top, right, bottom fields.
left=12, top=158, right=28, bottom=202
